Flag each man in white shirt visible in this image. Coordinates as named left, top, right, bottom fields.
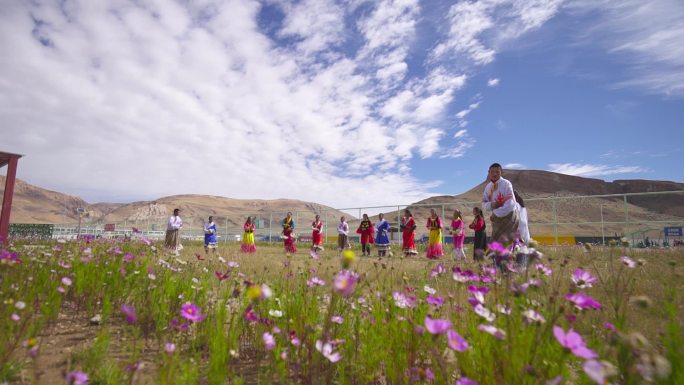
left=482, top=163, right=519, bottom=243
left=165, top=208, right=183, bottom=254
left=337, top=216, right=350, bottom=253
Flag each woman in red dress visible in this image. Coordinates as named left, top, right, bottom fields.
left=401, top=209, right=417, bottom=256
left=311, top=214, right=324, bottom=252
left=356, top=213, right=374, bottom=256
left=282, top=212, right=297, bottom=254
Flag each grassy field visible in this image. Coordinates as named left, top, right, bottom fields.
left=1, top=238, right=683, bottom=384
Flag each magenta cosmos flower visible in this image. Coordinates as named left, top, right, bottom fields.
left=572, top=268, right=597, bottom=288
left=619, top=256, right=636, bottom=268
left=424, top=316, right=451, bottom=335
left=262, top=332, right=276, bottom=351
left=553, top=325, right=597, bottom=359
left=478, top=324, right=506, bottom=340
left=180, top=303, right=205, bottom=323
left=333, top=270, right=359, bottom=296
left=392, top=292, right=416, bottom=309
left=566, top=292, right=602, bottom=310
left=120, top=304, right=137, bottom=324
left=456, top=377, right=478, bottom=385
left=65, top=371, right=89, bottom=385
left=447, top=329, right=469, bottom=352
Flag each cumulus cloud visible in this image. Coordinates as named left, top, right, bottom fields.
left=548, top=163, right=648, bottom=177
left=487, top=78, right=500, bottom=87
left=0, top=0, right=568, bottom=208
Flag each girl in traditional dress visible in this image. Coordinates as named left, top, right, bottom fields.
left=356, top=213, right=374, bottom=256
left=451, top=209, right=466, bottom=260
left=337, top=216, right=350, bottom=252
left=514, top=191, right=530, bottom=244
left=282, top=212, right=297, bottom=253
left=311, top=214, right=324, bottom=252
left=204, top=216, right=218, bottom=256
left=426, top=209, right=444, bottom=259
left=469, top=207, right=487, bottom=261
left=400, top=209, right=417, bottom=257
left=241, top=216, right=256, bottom=253
left=374, top=213, right=391, bottom=257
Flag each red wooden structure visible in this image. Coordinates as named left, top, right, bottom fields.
left=0, top=151, right=22, bottom=242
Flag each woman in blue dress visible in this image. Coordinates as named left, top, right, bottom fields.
left=375, top=213, right=391, bottom=257
left=203, top=216, right=217, bottom=256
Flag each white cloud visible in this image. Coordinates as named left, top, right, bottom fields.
left=568, top=0, right=684, bottom=96
left=431, top=0, right=563, bottom=65
left=548, top=163, right=648, bottom=177
left=487, top=78, right=500, bottom=87
left=504, top=163, right=526, bottom=169
left=0, top=0, right=460, bottom=208
left=440, top=130, right=476, bottom=159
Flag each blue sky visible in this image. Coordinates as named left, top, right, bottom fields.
left=1, top=0, right=682, bottom=208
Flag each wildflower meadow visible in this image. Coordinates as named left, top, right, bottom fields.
left=1, top=237, right=683, bottom=385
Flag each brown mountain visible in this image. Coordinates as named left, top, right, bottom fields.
left=0, top=176, right=348, bottom=229
left=385, top=170, right=684, bottom=236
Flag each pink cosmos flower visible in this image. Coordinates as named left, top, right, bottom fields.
left=215, top=271, right=230, bottom=281
left=572, top=268, right=597, bottom=288
left=58, top=260, right=71, bottom=269
left=331, top=316, right=344, bottom=324
left=392, top=292, right=416, bottom=309
left=522, top=309, right=546, bottom=324
left=121, top=304, right=137, bottom=324
left=426, top=295, right=444, bottom=306
left=11, top=313, right=20, bottom=322
left=583, top=360, right=610, bottom=384
left=289, top=331, right=301, bottom=347
left=535, top=263, right=553, bottom=276
left=429, top=264, right=445, bottom=278
left=566, top=292, right=602, bottom=310
left=123, top=253, right=135, bottom=263
left=456, top=377, right=478, bottom=385
left=603, top=322, right=616, bottom=331
left=488, top=241, right=509, bottom=256
left=424, top=316, right=451, bottom=335
left=65, top=371, right=89, bottom=385
left=227, top=261, right=240, bottom=268
left=263, top=332, right=275, bottom=351
left=164, top=343, right=176, bottom=354
left=620, top=256, right=636, bottom=268
left=553, top=325, right=597, bottom=359
left=57, top=286, right=66, bottom=293
left=333, top=270, right=359, bottom=296
left=478, top=324, right=506, bottom=340
left=315, top=340, right=342, bottom=363
left=452, top=267, right=478, bottom=283
left=474, top=304, right=495, bottom=322
left=306, top=276, right=326, bottom=287
left=179, top=303, right=205, bottom=323
left=309, top=249, right=320, bottom=260
left=447, top=329, right=469, bottom=352
left=61, top=277, right=73, bottom=286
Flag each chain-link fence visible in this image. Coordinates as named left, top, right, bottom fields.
left=41, top=190, right=684, bottom=247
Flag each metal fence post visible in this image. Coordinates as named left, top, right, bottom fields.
left=553, top=195, right=559, bottom=245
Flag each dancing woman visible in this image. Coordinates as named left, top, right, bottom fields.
left=451, top=209, right=466, bottom=260
left=426, top=209, right=444, bottom=259
left=282, top=212, right=297, bottom=253
left=241, top=216, right=256, bottom=253
left=356, top=213, right=374, bottom=256
left=400, top=209, right=417, bottom=256
left=374, top=213, right=391, bottom=257
left=311, top=214, right=324, bottom=252
left=469, top=207, right=487, bottom=261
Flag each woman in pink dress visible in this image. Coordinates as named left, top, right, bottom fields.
left=451, top=209, right=466, bottom=260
